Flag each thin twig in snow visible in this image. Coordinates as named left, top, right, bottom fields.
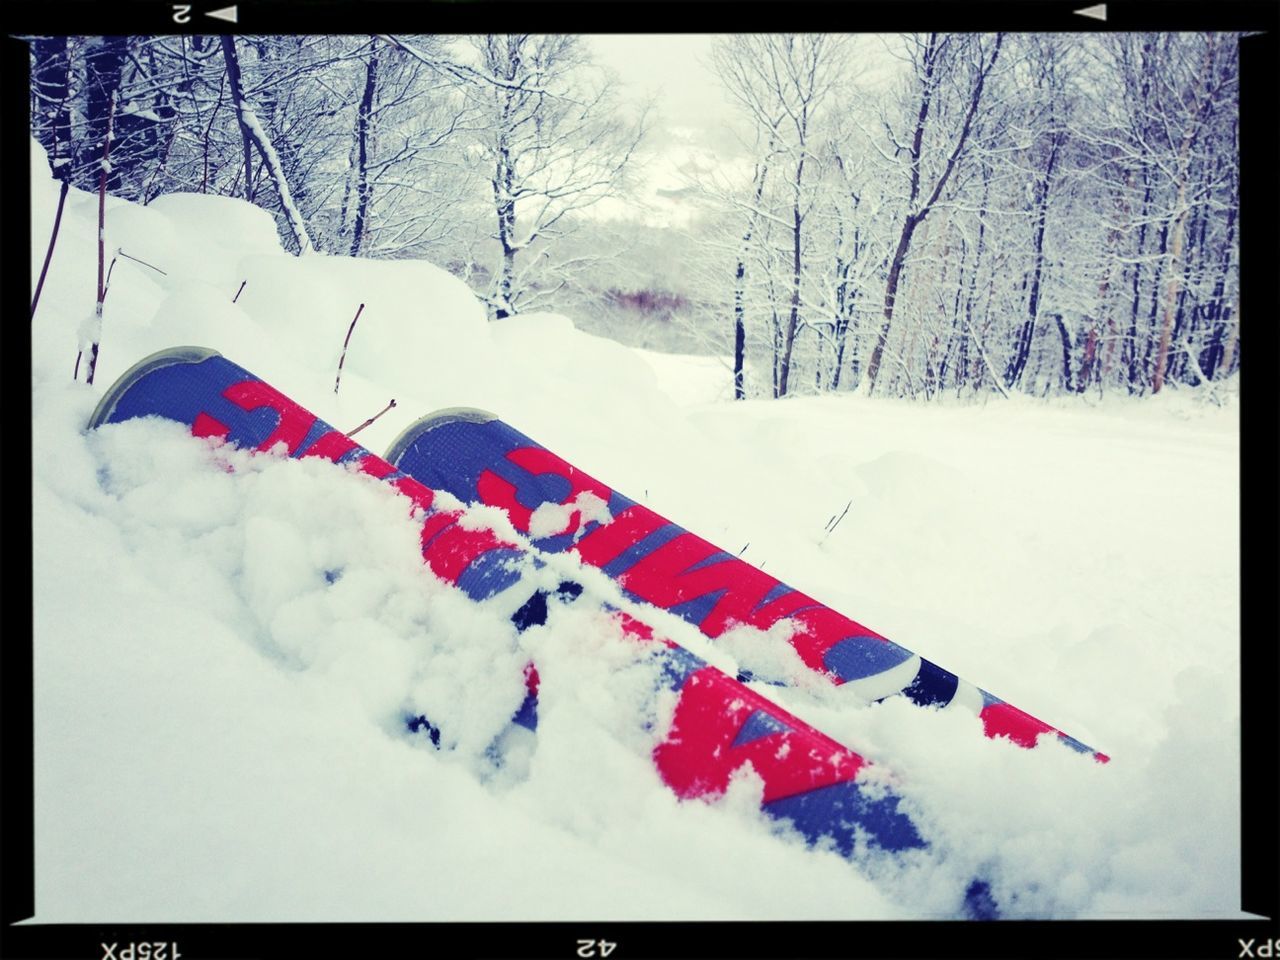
left=820, top=500, right=852, bottom=543
left=346, top=399, right=397, bottom=439
left=103, top=255, right=118, bottom=298
left=333, top=302, right=366, bottom=394
left=117, top=248, right=168, bottom=276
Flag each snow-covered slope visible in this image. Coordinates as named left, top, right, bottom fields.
left=29, top=140, right=1243, bottom=920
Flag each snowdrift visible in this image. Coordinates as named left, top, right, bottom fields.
left=28, top=139, right=1243, bottom=920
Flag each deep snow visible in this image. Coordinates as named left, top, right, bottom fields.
left=29, top=140, right=1243, bottom=920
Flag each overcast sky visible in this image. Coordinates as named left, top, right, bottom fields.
left=578, top=34, right=905, bottom=226
left=584, top=35, right=748, bottom=154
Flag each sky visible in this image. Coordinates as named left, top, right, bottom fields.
left=579, top=34, right=750, bottom=226
left=584, top=35, right=743, bottom=152
left=579, top=34, right=906, bottom=227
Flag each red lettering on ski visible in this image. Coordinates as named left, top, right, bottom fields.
left=979, top=701, right=1055, bottom=748
left=352, top=454, right=397, bottom=480
left=588, top=524, right=888, bottom=678
left=654, top=666, right=863, bottom=804
left=476, top=446, right=612, bottom=534
left=615, top=531, right=785, bottom=636
left=611, top=609, right=656, bottom=642
left=783, top=605, right=889, bottom=675
left=222, top=379, right=316, bottom=455
left=421, top=522, right=509, bottom=584
left=573, top=504, right=668, bottom=566
left=389, top=475, right=437, bottom=516
left=300, top=430, right=359, bottom=464
left=192, top=412, right=230, bottom=440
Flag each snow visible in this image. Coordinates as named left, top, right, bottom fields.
left=28, top=139, right=1245, bottom=921
left=528, top=491, right=613, bottom=540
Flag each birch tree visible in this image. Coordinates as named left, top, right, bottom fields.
left=465, top=34, right=646, bottom=319
left=710, top=33, right=852, bottom=397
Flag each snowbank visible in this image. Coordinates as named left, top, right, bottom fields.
left=28, top=140, right=1244, bottom=920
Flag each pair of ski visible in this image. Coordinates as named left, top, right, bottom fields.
left=386, top=407, right=1107, bottom=763
left=89, top=346, right=1105, bottom=920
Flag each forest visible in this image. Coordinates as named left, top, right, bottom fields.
left=28, top=33, right=1241, bottom=401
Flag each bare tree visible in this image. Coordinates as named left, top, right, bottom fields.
left=220, top=36, right=314, bottom=253
left=31, top=36, right=74, bottom=179
left=710, top=34, right=852, bottom=397
left=1003, top=35, right=1072, bottom=391
left=863, top=32, right=1004, bottom=394
left=732, top=145, right=776, bottom=398
left=324, top=36, right=477, bottom=260
left=1149, top=33, right=1236, bottom=393
left=464, top=35, right=647, bottom=319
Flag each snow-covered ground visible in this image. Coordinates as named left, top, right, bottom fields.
left=29, top=140, right=1243, bottom=921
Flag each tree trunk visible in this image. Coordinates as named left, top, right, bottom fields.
left=1217, top=309, right=1238, bottom=378
left=492, top=155, right=516, bottom=318
left=490, top=62, right=519, bottom=321
left=220, top=36, right=256, bottom=203
left=771, top=311, right=782, bottom=399
left=220, top=36, right=314, bottom=254
left=1124, top=174, right=1152, bottom=393
left=1052, top=314, right=1074, bottom=392
left=1152, top=35, right=1219, bottom=394
left=1198, top=194, right=1238, bottom=379
left=936, top=235, right=967, bottom=389
left=732, top=258, right=748, bottom=398
left=1004, top=131, right=1061, bottom=390
left=734, top=147, right=774, bottom=399
left=1141, top=220, right=1170, bottom=387
left=1077, top=324, right=1099, bottom=393
left=1081, top=186, right=1125, bottom=393
left=866, top=214, right=919, bottom=390
left=350, top=45, right=379, bottom=257
left=830, top=260, right=856, bottom=391
left=956, top=163, right=992, bottom=394
left=776, top=166, right=805, bottom=397
left=1166, top=201, right=1207, bottom=383
left=1151, top=192, right=1190, bottom=393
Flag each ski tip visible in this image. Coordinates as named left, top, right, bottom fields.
left=87, top=345, right=224, bottom=430
left=384, top=406, right=499, bottom=465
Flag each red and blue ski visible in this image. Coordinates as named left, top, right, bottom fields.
left=384, top=408, right=1107, bottom=762
left=89, top=347, right=997, bottom=917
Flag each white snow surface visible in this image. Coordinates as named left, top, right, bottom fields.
left=29, top=139, right=1244, bottom=920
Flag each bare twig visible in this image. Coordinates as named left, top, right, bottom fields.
left=820, top=499, right=852, bottom=544
left=31, top=178, right=69, bottom=321
left=117, top=248, right=168, bottom=276
left=333, top=302, right=366, bottom=394
left=102, top=255, right=118, bottom=300
left=232, top=280, right=247, bottom=303
left=346, top=399, right=397, bottom=439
